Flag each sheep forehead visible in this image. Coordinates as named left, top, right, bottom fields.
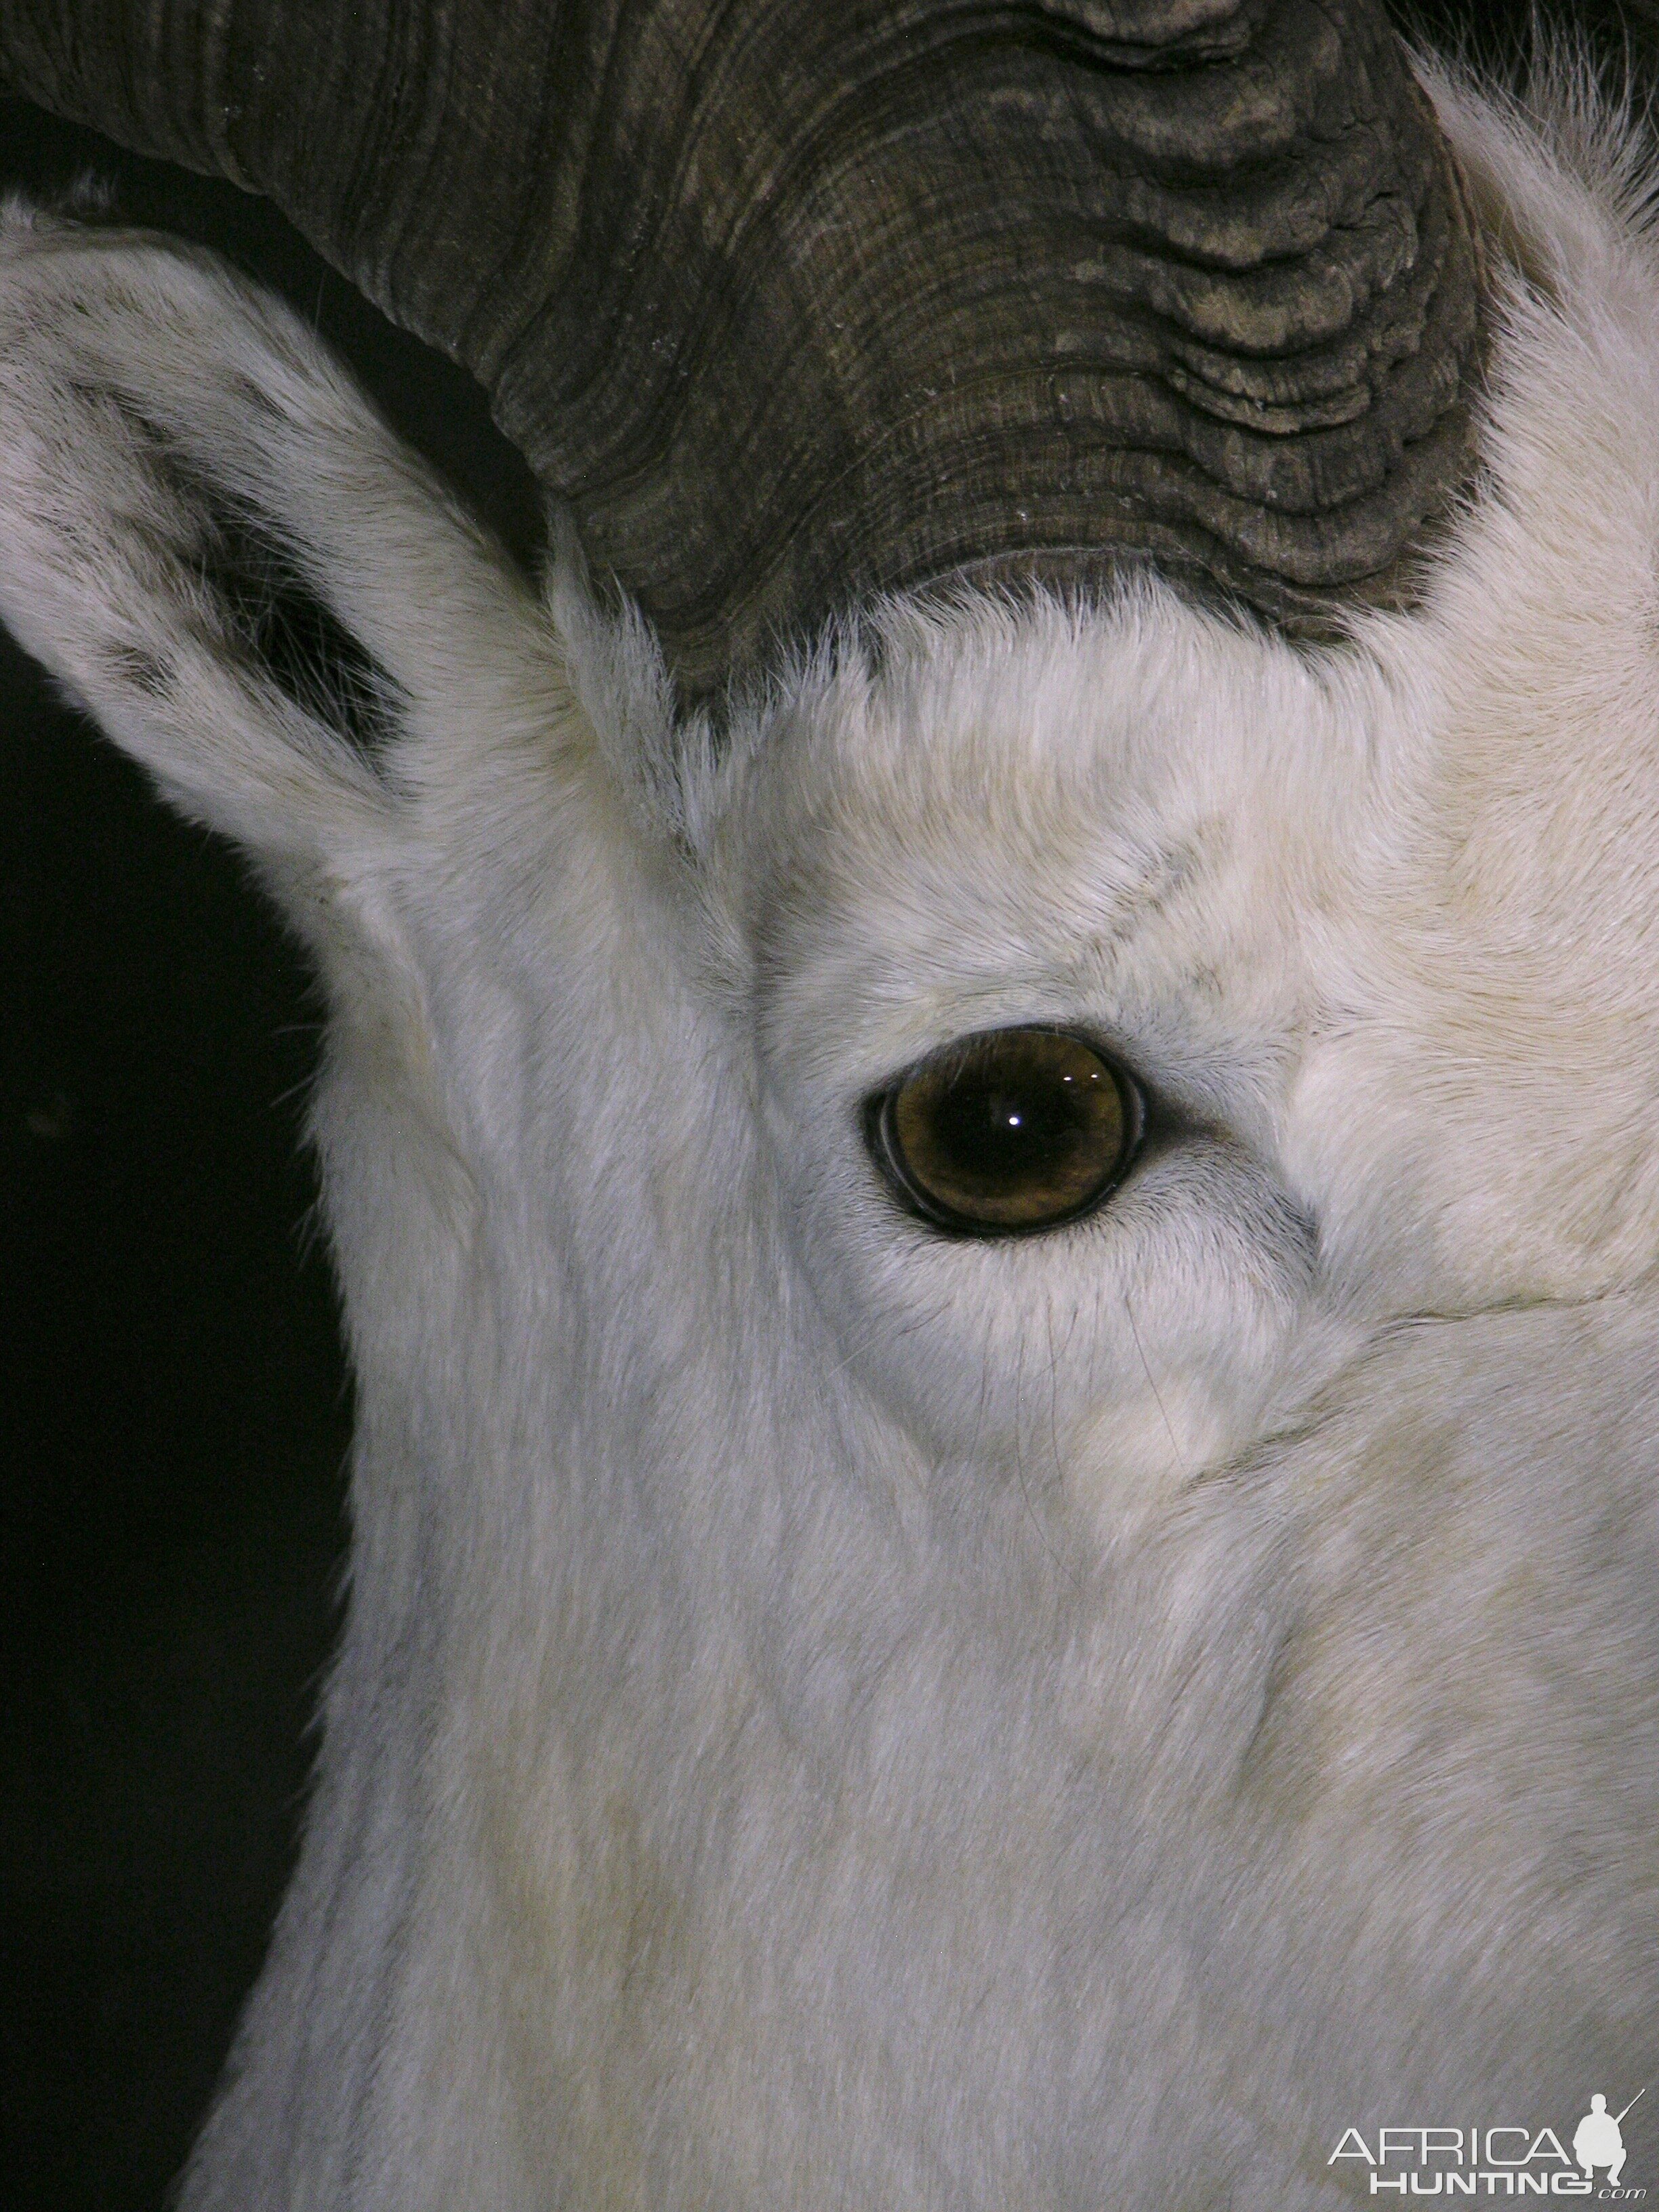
left=710, top=589, right=1363, bottom=1095
left=678, top=533, right=1659, bottom=1317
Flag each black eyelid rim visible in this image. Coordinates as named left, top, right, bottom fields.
left=860, top=1023, right=1149, bottom=1240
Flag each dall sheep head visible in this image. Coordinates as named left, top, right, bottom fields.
left=1, top=2, right=1657, bottom=2207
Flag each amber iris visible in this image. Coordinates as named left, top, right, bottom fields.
left=868, top=1028, right=1141, bottom=1235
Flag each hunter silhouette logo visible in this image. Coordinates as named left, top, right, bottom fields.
left=1330, top=2089, right=1647, bottom=2196
left=1574, top=2093, right=1644, bottom=2190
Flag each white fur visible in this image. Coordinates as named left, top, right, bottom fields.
left=3, top=56, right=1658, bottom=2208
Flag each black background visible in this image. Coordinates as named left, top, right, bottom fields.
left=0, top=3, right=1635, bottom=2205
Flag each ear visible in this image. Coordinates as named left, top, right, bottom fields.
left=0, top=204, right=566, bottom=869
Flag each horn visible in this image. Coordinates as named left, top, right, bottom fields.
left=0, top=0, right=1483, bottom=701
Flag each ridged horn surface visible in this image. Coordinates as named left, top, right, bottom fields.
left=0, top=0, right=1482, bottom=698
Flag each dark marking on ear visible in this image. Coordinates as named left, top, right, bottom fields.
left=103, top=642, right=173, bottom=697
left=232, top=371, right=289, bottom=427
left=197, top=493, right=405, bottom=760
left=104, top=390, right=407, bottom=760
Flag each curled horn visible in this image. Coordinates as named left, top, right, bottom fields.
left=0, top=0, right=1483, bottom=700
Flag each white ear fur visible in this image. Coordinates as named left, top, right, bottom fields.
left=0, top=205, right=564, bottom=868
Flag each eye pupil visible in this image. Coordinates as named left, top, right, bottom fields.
left=869, top=1027, right=1142, bottom=1236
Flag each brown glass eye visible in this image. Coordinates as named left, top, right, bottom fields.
left=867, top=1027, right=1143, bottom=1235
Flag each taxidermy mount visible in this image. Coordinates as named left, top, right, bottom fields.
left=1, top=0, right=1656, bottom=2203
